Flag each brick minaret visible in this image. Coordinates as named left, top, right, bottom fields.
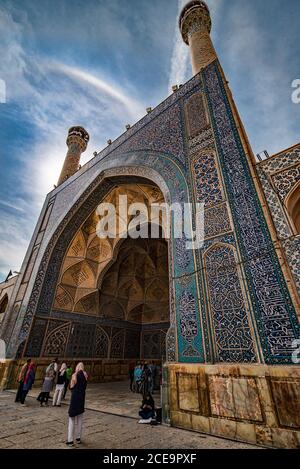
left=179, top=0, right=217, bottom=75
left=57, top=126, right=89, bottom=186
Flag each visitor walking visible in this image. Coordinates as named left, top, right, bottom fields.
left=63, top=365, right=73, bottom=400
left=66, top=362, right=88, bottom=447
left=140, top=363, right=152, bottom=395
left=149, top=361, right=156, bottom=393
left=129, top=363, right=135, bottom=392
left=52, top=363, right=67, bottom=407
left=15, top=358, right=31, bottom=403
left=138, top=392, right=155, bottom=423
left=38, top=360, right=57, bottom=406
left=133, top=362, right=143, bottom=393
left=20, top=363, right=36, bottom=406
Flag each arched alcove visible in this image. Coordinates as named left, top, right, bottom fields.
left=286, top=182, right=300, bottom=234
left=0, top=294, right=8, bottom=322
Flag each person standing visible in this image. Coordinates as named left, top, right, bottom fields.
left=134, top=363, right=142, bottom=394
left=141, top=363, right=151, bottom=395
left=66, top=362, right=88, bottom=447
left=20, top=363, right=36, bottom=406
left=39, top=361, right=57, bottom=406
left=129, top=363, right=135, bottom=392
left=63, top=365, right=73, bottom=400
left=15, top=358, right=31, bottom=403
left=149, top=361, right=156, bottom=394
left=52, top=363, right=67, bottom=407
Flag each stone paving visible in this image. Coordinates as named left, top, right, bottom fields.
left=0, top=382, right=260, bottom=450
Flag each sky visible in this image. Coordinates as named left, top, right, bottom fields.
left=0, top=0, right=299, bottom=281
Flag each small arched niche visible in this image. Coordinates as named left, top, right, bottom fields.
left=0, top=294, right=8, bottom=322
left=285, top=181, right=300, bottom=235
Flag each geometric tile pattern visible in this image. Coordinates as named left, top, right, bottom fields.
left=204, top=61, right=299, bottom=363
left=204, top=244, right=257, bottom=363
left=7, top=55, right=299, bottom=369
left=256, top=166, right=291, bottom=240
left=185, top=92, right=208, bottom=139
left=204, top=203, right=231, bottom=239
left=272, top=165, right=300, bottom=202
left=257, top=147, right=300, bottom=297
left=192, top=151, right=223, bottom=205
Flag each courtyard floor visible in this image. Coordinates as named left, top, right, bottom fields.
left=0, top=381, right=259, bottom=449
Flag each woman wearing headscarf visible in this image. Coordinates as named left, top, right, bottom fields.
left=138, top=392, right=155, bottom=423
left=66, top=362, right=88, bottom=447
left=39, top=362, right=56, bottom=407
left=15, top=358, right=31, bottom=403
left=20, top=363, right=36, bottom=406
left=52, top=363, right=67, bottom=407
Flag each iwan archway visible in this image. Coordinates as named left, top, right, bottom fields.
left=21, top=179, right=171, bottom=378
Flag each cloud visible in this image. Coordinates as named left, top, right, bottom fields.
left=222, top=1, right=299, bottom=155
left=168, top=0, right=190, bottom=91
left=0, top=4, right=147, bottom=280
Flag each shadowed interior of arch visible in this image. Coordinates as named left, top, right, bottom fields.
left=46, top=182, right=170, bottom=363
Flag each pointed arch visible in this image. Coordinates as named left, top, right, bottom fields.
left=285, top=180, right=300, bottom=234
left=0, top=294, right=8, bottom=320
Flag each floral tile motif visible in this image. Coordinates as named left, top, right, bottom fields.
left=116, top=102, right=186, bottom=165
left=272, top=165, right=300, bottom=202
left=204, top=203, right=232, bottom=239
left=204, top=61, right=299, bottom=364
left=256, top=167, right=291, bottom=241
left=204, top=244, right=257, bottom=363
left=192, top=151, right=223, bottom=205
left=282, top=236, right=300, bottom=293
left=184, top=92, right=209, bottom=139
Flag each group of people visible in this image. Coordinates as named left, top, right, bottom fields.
left=14, top=358, right=161, bottom=446
left=130, top=361, right=160, bottom=395
left=15, top=358, right=88, bottom=446
left=15, top=358, right=73, bottom=407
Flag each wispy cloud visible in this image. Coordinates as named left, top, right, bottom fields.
left=222, top=1, right=299, bottom=155
left=0, top=4, right=146, bottom=280
left=168, top=0, right=190, bottom=91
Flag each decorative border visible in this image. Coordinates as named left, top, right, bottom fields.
left=203, top=61, right=299, bottom=363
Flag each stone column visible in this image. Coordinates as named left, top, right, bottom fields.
left=179, top=1, right=217, bottom=75
left=57, top=126, right=89, bottom=186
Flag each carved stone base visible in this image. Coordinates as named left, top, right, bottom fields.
left=167, top=363, right=300, bottom=449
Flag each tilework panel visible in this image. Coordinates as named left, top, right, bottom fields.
left=204, top=203, right=231, bottom=239
left=282, top=236, right=300, bottom=292
left=204, top=244, right=257, bottom=363
left=116, top=102, right=186, bottom=165
left=185, top=92, right=208, bottom=139
left=192, top=151, right=223, bottom=205
left=204, top=61, right=299, bottom=363
left=272, top=165, right=300, bottom=202
left=256, top=167, right=291, bottom=240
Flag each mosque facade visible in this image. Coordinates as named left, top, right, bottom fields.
left=0, top=1, right=299, bottom=448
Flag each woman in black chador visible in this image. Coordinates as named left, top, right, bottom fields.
left=66, top=362, right=88, bottom=447
left=138, top=392, right=155, bottom=423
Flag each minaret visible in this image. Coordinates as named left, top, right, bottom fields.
left=57, top=126, right=89, bottom=186
left=179, top=0, right=217, bottom=75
